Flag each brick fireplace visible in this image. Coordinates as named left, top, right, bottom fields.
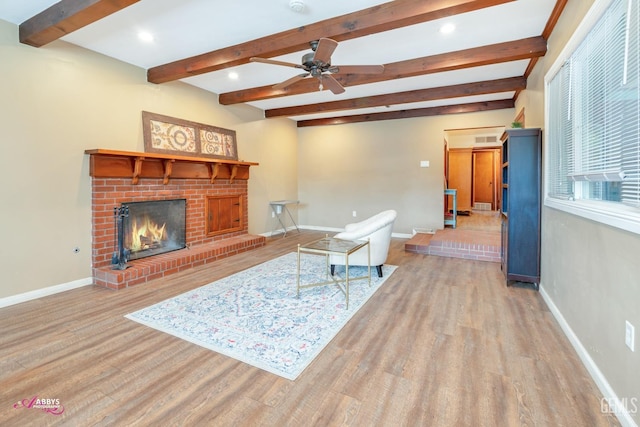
left=87, top=149, right=265, bottom=289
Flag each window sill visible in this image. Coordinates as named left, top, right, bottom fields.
left=545, top=198, right=640, bottom=235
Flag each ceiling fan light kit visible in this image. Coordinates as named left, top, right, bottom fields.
left=250, top=37, right=384, bottom=95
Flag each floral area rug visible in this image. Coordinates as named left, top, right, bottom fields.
left=125, top=252, right=397, bottom=380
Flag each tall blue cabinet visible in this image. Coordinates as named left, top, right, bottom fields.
left=500, top=128, right=542, bottom=289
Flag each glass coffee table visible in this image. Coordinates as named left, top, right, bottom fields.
left=297, top=235, right=370, bottom=309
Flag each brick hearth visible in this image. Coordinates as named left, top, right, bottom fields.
left=90, top=176, right=265, bottom=289
left=93, top=233, right=265, bottom=289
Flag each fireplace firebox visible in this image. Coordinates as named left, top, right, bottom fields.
left=122, top=199, right=187, bottom=261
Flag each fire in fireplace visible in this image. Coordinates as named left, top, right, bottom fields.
left=122, top=199, right=186, bottom=261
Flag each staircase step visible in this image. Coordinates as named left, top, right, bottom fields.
left=405, top=229, right=500, bottom=263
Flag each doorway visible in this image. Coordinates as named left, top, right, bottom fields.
left=473, top=149, right=499, bottom=210
left=444, top=126, right=504, bottom=214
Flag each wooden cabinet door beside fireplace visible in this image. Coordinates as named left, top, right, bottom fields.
left=206, top=195, right=243, bottom=236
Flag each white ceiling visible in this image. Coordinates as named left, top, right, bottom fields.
left=0, top=0, right=558, bottom=123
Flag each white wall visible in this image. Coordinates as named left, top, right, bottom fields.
left=445, top=127, right=504, bottom=149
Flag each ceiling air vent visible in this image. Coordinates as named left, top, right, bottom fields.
left=475, top=136, right=498, bottom=144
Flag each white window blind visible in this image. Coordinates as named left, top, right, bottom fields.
left=547, top=0, right=640, bottom=209
left=621, top=0, right=640, bottom=206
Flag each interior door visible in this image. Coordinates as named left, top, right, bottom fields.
left=473, top=150, right=496, bottom=209
left=447, top=149, right=473, bottom=211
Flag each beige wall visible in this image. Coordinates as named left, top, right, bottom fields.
left=238, top=117, right=298, bottom=234
left=3, top=3, right=638, bottom=421
left=517, top=0, right=640, bottom=423
left=0, top=19, right=298, bottom=299
left=297, top=110, right=514, bottom=235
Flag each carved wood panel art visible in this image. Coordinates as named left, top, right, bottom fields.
left=142, top=111, right=238, bottom=160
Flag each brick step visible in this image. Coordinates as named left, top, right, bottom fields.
left=93, top=234, right=266, bottom=289
left=405, top=229, right=501, bottom=263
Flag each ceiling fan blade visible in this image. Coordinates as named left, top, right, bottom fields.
left=321, top=74, right=346, bottom=95
left=273, top=73, right=309, bottom=90
left=250, top=57, right=303, bottom=69
left=329, top=64, right=385, bottom=74
left=313, top=38, right=338, bottom=64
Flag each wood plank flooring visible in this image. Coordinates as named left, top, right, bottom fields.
left=0, top=231, right=620, bottom=426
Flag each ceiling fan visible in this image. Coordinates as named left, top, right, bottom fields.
left=249, top=38, right=384, bottom=95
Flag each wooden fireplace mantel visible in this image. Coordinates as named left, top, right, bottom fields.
left=85, top=149, right=258, bottom=184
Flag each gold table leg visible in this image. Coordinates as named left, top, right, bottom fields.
left=296, top=244, right=301, bottom=298
left=345, top=255, right=349, bottom=309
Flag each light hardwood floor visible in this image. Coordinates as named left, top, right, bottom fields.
left=0, top=231, right=620, bottom=426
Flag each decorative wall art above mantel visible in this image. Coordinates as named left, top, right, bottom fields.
left=142, top=111, right=238, bottom=160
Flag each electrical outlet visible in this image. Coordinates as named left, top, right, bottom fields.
left=352, top=211, right=357, bottom=217
left=626, top=321, right=635, bottom=351
left=271, top=211, right=275, bottom=218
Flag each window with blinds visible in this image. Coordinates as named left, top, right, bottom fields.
left=545, top=0, right=640, bottom=233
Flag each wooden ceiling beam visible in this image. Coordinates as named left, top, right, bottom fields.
left=542, top=0, right=569, bottom=40
left=147, top=0, right=515, bottom=84
left=265, top=77, right=526, bottom=118
left=19, top=0, right=140, bottom=47
left=219, top=36, right=546, bottom=105
left=296, top=99, right=515, bottom=127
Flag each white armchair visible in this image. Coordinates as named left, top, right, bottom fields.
left=330, top=210, right=397, bottom=277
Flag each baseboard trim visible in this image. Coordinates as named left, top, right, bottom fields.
left=2, top=225, right=407, bottom=305
left=539, top=284, right=638, bottom=427
left=0, top=277, right=93, bottom=309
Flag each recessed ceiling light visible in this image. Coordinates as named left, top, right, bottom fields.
left=440, top=23, right=455, bottom=34
left=228, top=71, right=239, bottom=80
left=137, top=31, right=154, bottom=43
